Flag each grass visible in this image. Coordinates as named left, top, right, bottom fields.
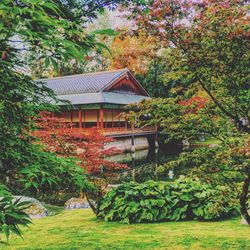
left=191, top=137, right=238, bottom=146
left=190, top=138, right=221, bottom=146
left=2, top=209, right=250, bottom=250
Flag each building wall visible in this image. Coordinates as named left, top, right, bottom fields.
left=105, top=136, right=149, bottom=153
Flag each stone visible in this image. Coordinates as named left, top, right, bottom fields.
left=64, top=197, right=90, bottom=210
left=14, top=196, right=48, bottom=218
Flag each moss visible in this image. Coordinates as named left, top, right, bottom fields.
left=4, top=209, right=250, bottom=250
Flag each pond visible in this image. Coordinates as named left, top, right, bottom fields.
left=109, top=144, right=184, bottom=183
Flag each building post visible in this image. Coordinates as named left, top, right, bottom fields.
left=112, top=110, right=114, bottom=128
left=83, top=110, right=85, bottom=128
left=79, top=109, right=82, bottom=129
left=70, top=111, right=73, bottom=129
left=100, top=106, right=104, bottom=129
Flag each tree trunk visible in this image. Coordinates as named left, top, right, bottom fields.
left=240, top=168, right=250, bottom=225
left=85, top=192, right=97, bottom=215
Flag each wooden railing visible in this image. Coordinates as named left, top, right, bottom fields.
left=101, top=126, right=156, bottom=136
left=69, top=126, right=156, bottom=136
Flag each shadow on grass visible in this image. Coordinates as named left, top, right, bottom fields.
left=43, top=204, right=64, bottom=216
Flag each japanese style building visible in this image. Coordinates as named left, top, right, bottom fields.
left=40, top=68, right=156, bottom=140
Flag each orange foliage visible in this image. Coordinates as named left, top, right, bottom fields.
left=179, top=96, right=207, bottom=114
left=109, top=31, right=158, bottom=74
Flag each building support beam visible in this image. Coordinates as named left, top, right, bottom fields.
left=79, top=109, right=82, bottom=129
left=83, top=111, right=85, bottom=128
left=112, top=111, right=114, bottom=128
left=70, top=111, right=73, bottom=129
left=100, top=107, right=104, bottom=129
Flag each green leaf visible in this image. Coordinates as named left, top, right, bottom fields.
left=50, top=58, right=58, bottom=71
left=92, top=29, right=119, bottom=36
left=44, top=57, right=50, bottom=68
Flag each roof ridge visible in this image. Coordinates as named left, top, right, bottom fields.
left=36, top=68, right=128, bottom=81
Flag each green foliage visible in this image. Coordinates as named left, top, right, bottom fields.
left=18, top=146, right=93, bottom=198
left=135, top=58, right=171, bottom=98
left=0, top=0, right=123, bottom=193
left=98, top=177, right=238, bottom=224
left=135, top=49, right=197, bottom=98
left=158, top=138, right=249, bottom=189
left=0, top=185, right=31, bottom=243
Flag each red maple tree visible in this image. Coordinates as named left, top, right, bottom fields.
left=33, top=111, right=128, bottom=213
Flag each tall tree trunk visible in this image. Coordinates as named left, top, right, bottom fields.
left=240, top=168, right=250, bottom=225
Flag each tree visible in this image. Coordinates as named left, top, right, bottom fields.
left=27, top=10, right=119, bottom=78
left=135, top=58, right=170, bottom=98
left=17, top=145, right=92, bottom=202
left=133, top=0, right=250, bottom=126
left=0, top=0, right=131, bottom=189
left=128, top=0, right=250, bottom=224
left=33, top=112, right=127, bottom=214
left=108, top=31, right=157, bottom=74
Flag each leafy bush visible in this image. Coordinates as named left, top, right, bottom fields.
left=98, top=177, right=238, bottom=223
left=0, top=185, right=31, bottom=242
left=157, top=146, right=246, bottom=188
left=18, top=148, right=94, bottom=199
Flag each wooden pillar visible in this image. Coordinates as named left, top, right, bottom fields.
left=97, top=110, right=99, bottom=128
left=70, top=111, right=73, bottom=129
left=118, top=106, right=120, bottom=128
left=83, top=110, right=85, bottom=128
left=100, top=107, right=104, bottom=129
left=79, top=109, right=82, bottom=129
left=112, top=110, right=114, bottom=128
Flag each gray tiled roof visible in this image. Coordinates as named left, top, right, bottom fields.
left=38, top=69, right=128, bottom=95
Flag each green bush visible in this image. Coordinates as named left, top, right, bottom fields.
left=18, top=149, right=93, bottom=199
left=0, top=185, right=31, bottom=242
left=98, top=176, right=238, bottom=223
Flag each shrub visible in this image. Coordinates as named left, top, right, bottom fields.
left=98, top=176, right=239, bottom=223
left=0, top=185, right=31, bottom=242
left=18, top=148, right=94, bottom=200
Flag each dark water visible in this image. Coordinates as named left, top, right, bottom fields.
left=109, top=144, right=183, bottom=183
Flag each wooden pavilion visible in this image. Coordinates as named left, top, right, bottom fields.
left=40, top=68, right=155, bottom=137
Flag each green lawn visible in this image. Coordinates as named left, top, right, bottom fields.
left=3, top=209, right=250, bottom=250
left=191, top=139, right=221, bottom=146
